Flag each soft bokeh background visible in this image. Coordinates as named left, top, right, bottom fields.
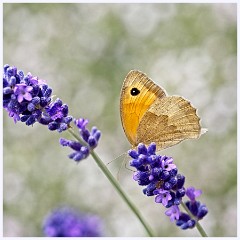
left=3, top=3, right=237, bottom=237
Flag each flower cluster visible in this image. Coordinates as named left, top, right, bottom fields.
left=60, top=118, right=101, bottom=162
left=129, top=143, right=208, bottom=230
left=3, top=64, right=72, bottom=132
left=175, top=187, right=208, bottom=229
left=42, top=206, right=103, bottom=237
left=3, top=64, right=101, bottom=162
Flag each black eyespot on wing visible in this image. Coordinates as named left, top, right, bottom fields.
left=131, top=87, right=140, bottom=96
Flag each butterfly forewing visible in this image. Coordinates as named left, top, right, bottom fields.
left=120, top=70, right=166, bottom=146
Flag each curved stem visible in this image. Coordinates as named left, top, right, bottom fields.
left=68, top=128, right=155, bottom=237
left=91, top=150, right=154, bottom=237
left=181, top=202, right=208, bottom=237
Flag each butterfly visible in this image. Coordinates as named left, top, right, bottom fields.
left=120, top=70, right=206, bottom=151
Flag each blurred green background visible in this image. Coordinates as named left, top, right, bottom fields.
left=3, top=3, right=237, bottom=237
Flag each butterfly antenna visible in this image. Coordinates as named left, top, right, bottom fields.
left=117, top=153, right=128, bottom=181
left=106, top=152, right=127, bottom=165
left=117, top=154, right=135, bottom=181
left=105, top=151, right=134, bottom=181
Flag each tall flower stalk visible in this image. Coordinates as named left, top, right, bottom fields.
left=3, top=64, right=154, bottom=236
left=3, top=64, right=208, bottom=237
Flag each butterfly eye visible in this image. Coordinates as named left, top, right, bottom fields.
left=130, top=87, right=140, bottom=96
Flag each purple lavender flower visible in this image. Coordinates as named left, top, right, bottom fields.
left=165, top=205, right=180, bottom=222
left=60, top=118, right=101, bottom=162
left=176, top=213, right=196, bottom=229
left=75, top=118, right=101, bottom=148
left=185, top=187, right=208, bottom=221
left=160, top=157, right=176, bottom=171
left=154, top=189, right=172, bottom=206
left=129, top=142, right=208, bottom=231
left=14, top=83, right=33, bottom=102
left=3, top=64, right=72, bottom=132
left=75, top=118, right=89, bottom=130
left=46, top=98, right=73, bottom=132
left=59, top=138, right=90, bottom=162
left=42, top=206, right=103, bottom=237
left=186, top=187, right=202, bottom=201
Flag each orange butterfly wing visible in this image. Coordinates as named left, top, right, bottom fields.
left=120, top=70, right=166, bottom=146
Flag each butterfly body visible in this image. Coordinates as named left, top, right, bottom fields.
left=120, top=70, right=203, bottom=151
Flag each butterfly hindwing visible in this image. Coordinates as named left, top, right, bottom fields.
left=136, top=96, right=201, bottom=150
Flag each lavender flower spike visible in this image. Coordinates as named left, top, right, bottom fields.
left=3, top=65, right=101, bottom=162
left=60, top=118, right=101, bottom=163
left=42, top=206, right=103, bottom=237
left=129, top=142, right=208, bottom=231
left=3, top=64, right=73, bottom=132
left=165, top=205, right=180, bottom=222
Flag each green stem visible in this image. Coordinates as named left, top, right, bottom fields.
left=68, top=127, right=86, bottom=145
left=181, top=202, right=208, bottom=237
left=91, top=150, right=154, bottom=237
left=68, top=128, right=154, bottom=237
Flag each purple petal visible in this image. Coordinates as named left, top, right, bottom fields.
left=24, top=92, right=33, bottom=101
left=165, top=205, right=180, bottom=222
left=186, top=187, right=202, bottom=201
left=26, top=86, right=33, bottom=92
left=155, top=195, right=162, bottom=203
left=17, top=94, right=24, bottom=103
